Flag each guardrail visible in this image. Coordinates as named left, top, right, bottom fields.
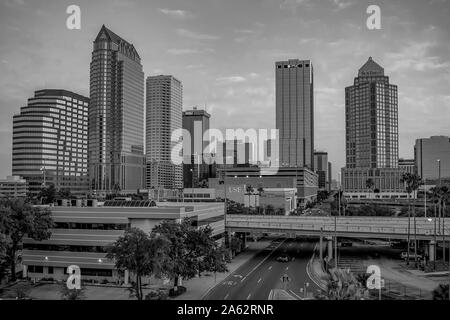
left=226, top=215, right=450, bottom=238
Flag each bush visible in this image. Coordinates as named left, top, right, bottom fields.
left=145, top=289, right=169, bottom=300
left=169, top=286, right=187, bottom=297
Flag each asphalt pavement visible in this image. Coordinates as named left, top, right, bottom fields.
left=204, top=238, right=320, bottom=300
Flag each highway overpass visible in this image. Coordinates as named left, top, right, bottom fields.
left=226, top=215, right=450, bottom=241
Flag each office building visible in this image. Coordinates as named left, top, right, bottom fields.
left=275, top=59, right=314, bottom=169
left=22, top=201, right=224, bottom=283
left=342, top=57, right=406, bottom=199
left=398, top=158, right=415, bottom=175
left=89, top=25, right=145, bottom=195
left=314, top=151, right=330, bottom=191
left=415, top=136, right=450, bottom=185
left=12, top=89, right=89, bottom=195
left=182, top=107, right=215, bottom=187
left=210, top=166, right=318, bottom=205
left=146, top=75, right=183, bottom=189
left=0, top=176, right=28, bottom=198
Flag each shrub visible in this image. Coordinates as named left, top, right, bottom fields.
left=169, top=285, right=186, bottom=297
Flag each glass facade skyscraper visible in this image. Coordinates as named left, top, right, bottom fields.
left=345, top=57, right=398, bottom=169
left=89, top=25, right=145, bottom=195
left=275, top=59, right=314, bottom=169
left=12, top=89, right=89, bottom=195
left=342, top=58, right=405, bottom=197
left=146, top=75, right=183, bottom=189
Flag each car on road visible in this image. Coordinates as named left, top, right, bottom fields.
left=277, top=254, right=290, bottom=262
left=339, top=241, right=353, bottom=247
left=400, top=252, right=423, bottom=261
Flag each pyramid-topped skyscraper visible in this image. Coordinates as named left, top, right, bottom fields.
left=342, top=57, right=406, bottom=198
left=88, top=25, right=145, bottom=195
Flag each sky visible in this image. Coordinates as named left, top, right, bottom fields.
left=0, top=0, right=449, bottom=180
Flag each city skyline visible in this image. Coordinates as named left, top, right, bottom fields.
left=0, top=0, right=450, bottom=180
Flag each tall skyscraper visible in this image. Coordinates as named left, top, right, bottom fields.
left=342, top=58, right=405, bottom=197
left=345, top=57, right=398, bottom=169
left=146, top=75, right=183, bottom=189
left=182, top=107, right=215, bottom=187
left=314, top=151, right=329, bottom=191
left=415, top=136, right=450, bottom=184
left=12, top=89, right=89, bottom=195
left=89, top=25, right=145, bottom=195
left=275, top=59, right=314, bottom=169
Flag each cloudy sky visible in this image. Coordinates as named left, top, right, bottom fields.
left=0, top=0, right=449, bottom=179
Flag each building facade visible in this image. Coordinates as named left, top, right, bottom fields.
left=89, top=25, right=146, bottom=196
left=342, top=57, right=405, bottom=198
left=211, top=166, right=318, bottom=205
left=22, top=202, right=224, bottom=283
left=12, top=89, right=89, bottom=195
left=415, top=136, right=450, bottom=185
left=314, top=151, right=330, bottom=191
left=146, top=75, right=183, bottom=189
left=182, top=108, right=215, bottom=188
left=398, top=158, right=415, bottom=175
left=0, top=176, right=28, bottom=198
left=275, top=59, right=314, bottom=169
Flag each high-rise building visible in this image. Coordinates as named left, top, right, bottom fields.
left=182, top=107, right=215, bottom=188
left=146, top=75, right=183, bottom=189
left=275, top=59, right=314, bottom=169
left=88, top=25, right=145, bottom=195
left=12, top=89, right=89, bottom=195
left=415, top=136, right=450, bottom=184
left=345, top=57, right=398, bottom=169
left=342, top=58, right=406, bottom=198
left=314, top=151, right=329, bottom=191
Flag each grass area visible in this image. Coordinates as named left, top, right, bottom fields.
left=0, top=281, right=165, bottom=300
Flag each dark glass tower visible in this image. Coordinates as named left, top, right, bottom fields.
left=275, top=59, right=314, bottom=170
left=89, top=25, right=145, bottom=195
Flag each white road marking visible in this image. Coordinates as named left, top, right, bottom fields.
left=224, top=293, right=229, bottom=300
left=246, top=293, right=252, bottom=300
left=241, top=240, right=285, bottom=282
left=257, top=278, right=262, bottom=283
left=268, top=266, right=272, bottom=270
left=286, top=266, right=289, bottom=270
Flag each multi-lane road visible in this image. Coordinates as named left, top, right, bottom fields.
left=204, top=238, right=320, bottom=300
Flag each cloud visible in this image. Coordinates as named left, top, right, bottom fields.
left=167, top=48, right=215, bottom=55
left=158, top=8, right=194, bottom=19
left=176, top=28, right=220, bottom=40
left=216, top=76, right=247, bottom=84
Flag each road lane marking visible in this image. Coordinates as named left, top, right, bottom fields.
left=241, top=240, right=285, bottom=282
left=224, top=293, right=229, bottom=300
left=246, top=293, right=252, bottom=300
left=285, top=266, right=289, bottom=270
left=268, top=266, right=272, bottom=270
left=257, top=278, right=262, bottom=283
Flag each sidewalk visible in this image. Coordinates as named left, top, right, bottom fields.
left=366, top=258, right=441, bottom=293
left=175, top=240, right=271, bottom=300
left=307, top=244, right=328, bottom=291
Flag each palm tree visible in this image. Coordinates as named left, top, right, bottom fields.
left=401, top=173, right=421, bottom=266
left=316, top=268, right=368, bottom=300
left=432, top=283, right=449, bottom=300
left=245, top=185, right=255, bottom=208
left=366, top=178, right=375, bottom=200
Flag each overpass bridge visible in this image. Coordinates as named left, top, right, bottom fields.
left=226, top=215, right=450, bottom=241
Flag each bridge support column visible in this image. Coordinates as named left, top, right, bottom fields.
left=319, top=233, right=323, bottom=260
left=428, top=241, right=436, bottom=262
left=326, top=236, right=333, bottom=260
